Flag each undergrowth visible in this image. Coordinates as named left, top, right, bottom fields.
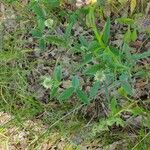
left=0, top=0, right=150, bottom=149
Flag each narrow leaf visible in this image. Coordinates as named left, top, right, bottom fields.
left=130, top=0, right=137, bottom=14
left=132, top=51, right=150, bottom=60
left=102, top=17, right=110, bottom=45
left=110, top=98, right=119, bottom=115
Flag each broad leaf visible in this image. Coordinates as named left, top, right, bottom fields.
left=76, top=89, right=89, bottom=104
left=58, top=87, right=74, bottom=102
left=38, top=18, right=45, bottom=32
left=50, top=87, right=59, bottom=99
left=53, top=66, right=62, bottom=82
left=131, top=29, right=137, bottom=42
left=31, top=29, right=42, bottom=38
left=32, top=3, right=45, bottom=19
left=72, top=76, right=80, bottom=90
left=119, top=73, right=133, bottom=96
left=89, top=81, right=100, bottom=99
left=84, top=64, right=101, bottom=75
left=116, top=18, right=134, bottom=25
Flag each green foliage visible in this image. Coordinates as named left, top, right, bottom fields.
left=76, top=88, right=89, bottom=104
left=1, top=0, right=150, bottom=149
left=102, top=17, right=110, bottom=45
left=58, top=87, right=74, bottom=102
left=116, top=17, right=135, bottom=25
left=89, top=81, right=100, bottom=99
left=72, top=76, right=80, bottom=90
left=42, top=66, right=62, bottom=99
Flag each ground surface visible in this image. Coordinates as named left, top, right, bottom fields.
left=0, top=0, right=150, bottom=150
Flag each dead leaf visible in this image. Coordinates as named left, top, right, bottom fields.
left=130, top=0, right=137, bottom=14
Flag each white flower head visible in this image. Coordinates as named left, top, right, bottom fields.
left=42, top=76, right=53, bottom=89
left=44, top=18, right=54, bottom=28
left=94, top=71, right=106, bottom=82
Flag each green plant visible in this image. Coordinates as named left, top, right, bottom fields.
left=1, top=0, right=150, bottom=149
left=59, top=75, right=89, bottom=104
left=42, top=65, right=62, bottom=99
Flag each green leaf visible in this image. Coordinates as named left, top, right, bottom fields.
left=102, top=17, right=110, bottom=45
left=116, top=18, right=134, bottom=25
left=31, top=29, right=42, bottom=38
left=64, top=22, right=74, bottom=40
left=127, top=107, right=145, bottom=116
left=82, top=53, right=93, bottom=63
left=119, top=73, right=133, bottom=96
left=124, top=27, right=132, bottom=43
left=115, top=118, right=125, bottom=127
left=88, top=40, right=99, bottom=52
left=89, top=81, right=100, bottom=99
left=79, top=36, right=89, bottom=47
left=53, top=66, right=62, bottom=82
left=58, top=87, right=74, bottom=102
left=46, top=36, right=67, bottom=47
left=76, top=53, right=93, bottom=71
left=122, top=43, right=133, bottom=64
left=87, top=7, right=105, bottom=48
left=47, top=0, right=60, bottom=8
left=106, top=117, right=124, bottom=127
left=76, top=88, right=89, bottom=104
left=32, top=3, right=45, bottom=19
left=50, top=87, right=59, bottom=99
left=39, top=38, right=46, bottom=50
left=38, top=18, right=45, bottom=32
left=131, top=29, right=137, bottom=42
left=84, top=64, right=101, bottom=75
left=42, top=76, right=53, bottom=89
left=109, top=46, right=120, bottom=56
left=132, top=51, right=150, bottom=60
left=118, top=87, right=127, bottom=97
left=110, top=98, right=119, bottom=115
left=64, top=13, right=77, bottom=40
left=106, top=117, right=116, bottom=126
left=72, top=76, right=80, bottom=90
